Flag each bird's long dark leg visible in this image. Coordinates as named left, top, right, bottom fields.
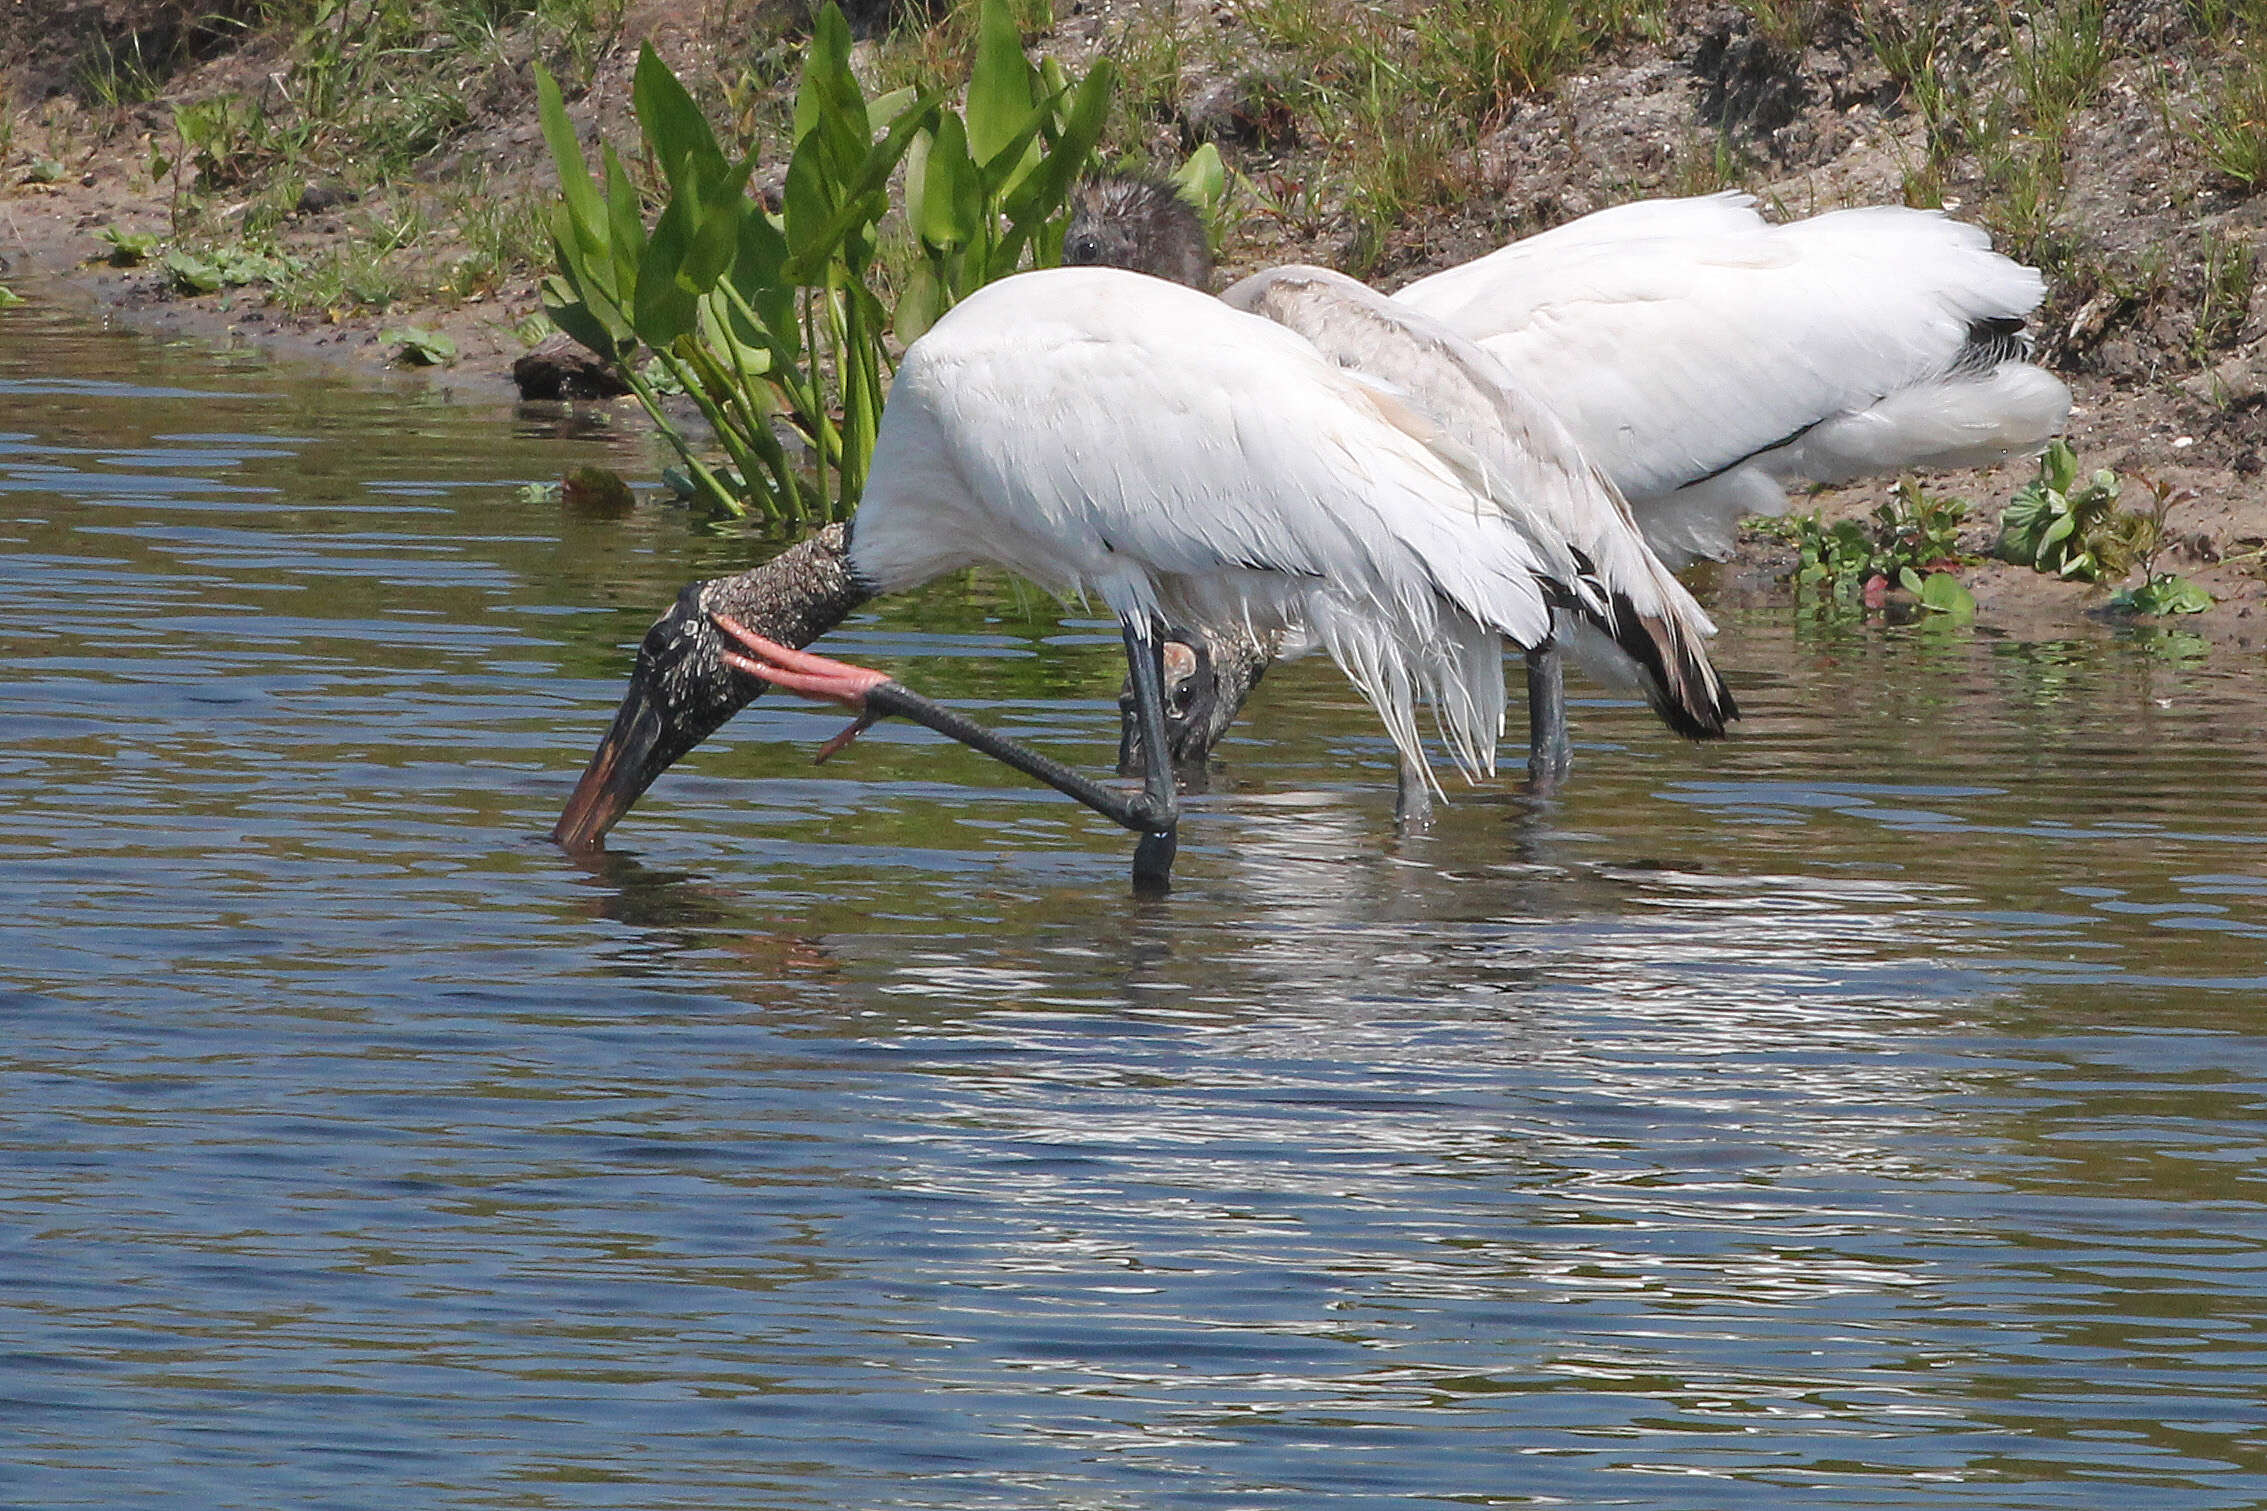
left=1119, top=620, right=1180, bottom=894
left=1395, top=760, right=1435, bottom=829
left=713, top=617, right=1179, bottom=893
left=1525, top=643, right=1572, bottom=791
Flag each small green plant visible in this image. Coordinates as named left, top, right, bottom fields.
left=1775, top=478, right=1978, bottom=615
left=0, top=285, right=24, bottom=309
left=2110, top=575, right=2214, bottom=614
left=95, top=225, right=158, bottom=266
left=162, top=245, right=299, bottom=293
left=1998, top=439, right=2133, bottom=579
left=538, top=0, right=1120, bottom=521
left=1999, top=445, right=2214, bottom=613
left=2106, top=476, right=2214, bottom=615
left=382, top=326, right=456, bottom=366
left=2193, top=231, right=2258, bottom=360
left=2180, top=48, right=2267, bottom=190
left=2003, top=0, right=2108, bottom=138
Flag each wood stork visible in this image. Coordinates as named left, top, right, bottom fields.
left=698, top=266, right=1733, bottom=891
left=553, top=187, right=2065, bottom=855
left=1062, top=178, right=2071, bottom=777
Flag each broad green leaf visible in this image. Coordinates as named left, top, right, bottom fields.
left=782, top=135, right=839, bottom=266
left=895, top=261, right=944, bottom=344
left=2037, top=512, right=2075, bottom=557
left=534, top=64, right=608, bottom=261
left=382, top=326, right=456, bottom=365
left=977, top=95, right=1054, bottom=199
left=1170, top=141, right=1226, bottom=218
left=2119, top=574, right=2214, bottom=614
left=162, top=250, right=222, bottom=293
left=601, top=144, right=646, bottom=292
left=1897, top=565, right=1924, bottom=595
left=965, top=0, right=1035, bottom=166
left=726, top=207, right=794, bottom=340
left=1000, top=58, right=1116, bottom=239
left=2039, top=438, right=2077, bottom=494
left=1918, top=572, right=1975, bottom=617
left=919, top=112, right=980, bottom=251
left=868, top=86, right=918, bottom=131
left=634, top=196, right=700, bottom=344
left=1038, top=57, right=1072, bottom=124
left=784, top=94, right=941, bottom=282
left=540, top=271, right=624, bottom=358
left=793, top=3, right=854, bottom=143
left=633, top=44, right=727, bottom=198
left=793, top=4, right=868, bottom=185
left=683, top=150, right=761, bottom=290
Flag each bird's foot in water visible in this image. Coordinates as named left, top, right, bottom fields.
left=713, top=614, right=890, bottom=761
left=1521, top=745, right=1572, bottom=797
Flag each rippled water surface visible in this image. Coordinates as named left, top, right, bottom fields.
left=6, top=299, right=2267, bottom=1509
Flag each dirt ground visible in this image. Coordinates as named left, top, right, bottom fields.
left=5, top=0, right=2264, bottom=647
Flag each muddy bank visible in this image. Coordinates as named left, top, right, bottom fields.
left=5, top=0, right=2263, bottom=647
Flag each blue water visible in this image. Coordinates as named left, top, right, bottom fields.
left=5, top=295, right=2266, bottom=1508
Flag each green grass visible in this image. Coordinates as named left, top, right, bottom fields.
left=2002, top=0, right=2108, bottom=137
left=1230, top=0, right=1656, bottom=269
left=2182, top=49, right=2267, bottom=189
left=2192, top=228, right=2259, bottom=359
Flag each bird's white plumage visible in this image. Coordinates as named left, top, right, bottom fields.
left=1393, top=192, right=2071, bottom=564
left=852, top=267, right=1634, bottom=784
left=1218, top=264, right=1727, bottom=718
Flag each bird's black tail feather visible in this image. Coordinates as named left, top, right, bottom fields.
left=1549, top=556, right=1738, bottom=742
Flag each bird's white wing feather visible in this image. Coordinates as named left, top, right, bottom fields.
left=852, top=268, right=1567, bottom=781
left=1222, top=265, right=1731, bottom=740
left=1393, top=197, right=2070, bottom=562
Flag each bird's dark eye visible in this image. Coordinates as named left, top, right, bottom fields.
left=1065, top=233, right=1101, bottom=264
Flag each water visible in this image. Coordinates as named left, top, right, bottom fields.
left=5, top=296, right=2266, bottom=1509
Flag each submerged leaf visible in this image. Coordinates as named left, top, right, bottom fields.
left=1918, top=573, right=1976, bottom=617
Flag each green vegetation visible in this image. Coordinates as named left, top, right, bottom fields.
left=2179, top=0, right=2267, bottom=187
left=1999, top=442, right=2213, bottom=613
left=1229, top=0, right=1658, bottom=269
left=163, top=245, right=298, bottom=293
left=0, top=284, right=23, bottom=309
left=538, top=0, right=1123, bottom=520
left=1774, top=479, right=1978, bottom=618
left=1999, top=440, right=2131, bottom=580
left=383, top=325, right=457, bottom=366
left=95, top=225, right=157, bottom=266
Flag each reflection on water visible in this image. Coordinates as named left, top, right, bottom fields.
left=4, top=295, right=2267, bottom=1508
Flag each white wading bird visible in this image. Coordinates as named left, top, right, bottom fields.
left=704, top=265, right=1735, bottom=892
left=553, top=189, right=2065, bottom=855
left=1062, top=180, right=2070, bottom=776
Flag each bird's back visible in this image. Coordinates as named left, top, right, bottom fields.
left=1393, top=194, right=2070, bottom=563
left=849, top=268, right=1578, bottom=782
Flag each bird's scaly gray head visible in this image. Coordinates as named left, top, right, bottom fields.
left=553, top=524, right=870, bottom=850
left=1062, top=176, right=1214, bottom=291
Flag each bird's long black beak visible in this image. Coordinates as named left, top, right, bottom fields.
left=554, top=666, right=683, bottom=852
left=552, top=523, right=872, bottom=852
left=554, top=586, right=756, bottom=851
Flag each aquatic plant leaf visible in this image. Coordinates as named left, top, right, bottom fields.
left=162, top=250, right=223, bottom=293
left=919, top=112, right=980, bottom=251
left=965, top=0, right=1036, bottom=168
left=1000, top=60, right=1117, bottom=248
left=632, top=43, right=727, bottom=201
left=382, top=326, right=455, bottom=365
left=895, top=261, right=943, bottom=344
left=1171, top=142, right=1227, bottom=219
left=1918, top=572, right=1976, bottom=617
